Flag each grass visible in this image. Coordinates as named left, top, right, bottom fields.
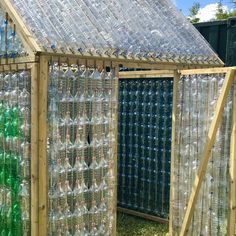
left=117, top=213, right=169, bottom=236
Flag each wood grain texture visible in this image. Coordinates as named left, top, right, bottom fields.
left=169, top=71, right=180, bottom=236
left=31, top=63, right=39, bottom=236
left=228, top=77, right=236, bottom=236
left=38, top=55, right=48, bottom=236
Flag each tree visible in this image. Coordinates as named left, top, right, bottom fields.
left=215, top=1, right=236, bottom=20
left=188, top=2, right=200, bottom=23
left=215, top=2, right=230, bottom=20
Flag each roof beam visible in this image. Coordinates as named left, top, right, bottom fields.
left=0, top=0, right=42, bottom=56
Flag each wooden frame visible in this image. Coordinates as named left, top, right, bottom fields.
left=1, top=62, right=234, bottom=236
left=112, top=67, right=119, bottom=235
left=119, top=70, right=175, bottom=79
left=38, top=56, right=49, bottom=236
left=169, top=71, right=180, bottom=235
left=168, top=67, right=236, bottom=236
left=0, top=1, right=234, bottom=235
left=179, top=67, right=233, bottom=75
left=31, top=63, right=39, bottom=236
left=117, top=207, right=169, bottom=224
left=228, top=77, right=236, bottom=236
left=41, top=52, right=223, bottom=70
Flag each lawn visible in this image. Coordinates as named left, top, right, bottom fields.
left=117, top=213, right=169, bottom=236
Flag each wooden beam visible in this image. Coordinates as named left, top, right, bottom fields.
left=179, top=69, right=236, bottom=236
left=38, top=55, right=48, bottom=236
left=228, top=77, right=236, bottom=236
left=0, top=0, right=41, bottom=54
left=0, top=62, right=37, bottom=72
left=180, top=67, right=233, bottom=75
left=117, top=207, right=168, bottom=224
left=119, top=70, right=174, bottom=79
left=40, top=52, right=223, bottom=70
left=169, top=71, right=180, bottom=236
left=31, top=63, right=39, bottom=236
left=0, top=55, right=37, bottom=65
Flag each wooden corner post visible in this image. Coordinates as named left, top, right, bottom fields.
left=169, top=70, right=180, bottom=236
left=38, top=55, right=49, bottom=236
left=228, top=75, right=236, bottom=236
left=179, top=69, right=236, bottom=236
left=112, top=65, right=119, bottom=236
left=31, top=63, right=39, bottom=236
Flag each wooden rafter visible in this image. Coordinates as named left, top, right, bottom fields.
left=40, top=52, right=223, bottom=69
left=0, top=0, right=42, bottom=56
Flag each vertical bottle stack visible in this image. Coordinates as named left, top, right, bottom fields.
left=0, top=70, right=31, bottom=236
left=172, top=74, right=232, bottom=235
left=0, top=9, right=26, bottom=58
left=47, top=62, right=118, bottom=236
left=118, top=78, right=173, bottom=218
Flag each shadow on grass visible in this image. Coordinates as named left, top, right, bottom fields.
left=117, top=213, right=168, bottom=236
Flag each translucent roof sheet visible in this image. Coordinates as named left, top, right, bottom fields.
left=10, top=0, right=222, bottom=64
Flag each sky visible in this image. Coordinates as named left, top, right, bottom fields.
left=173, top=0, right=234, bottom=21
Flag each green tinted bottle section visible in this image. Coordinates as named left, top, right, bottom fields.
left=0, top=71, right=31, bottom=236
left=118, top=78, right=173, bottom=219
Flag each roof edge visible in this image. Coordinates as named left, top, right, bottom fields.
left=0, top=0, right=42, bottom=55
left=38, top=51, right=224, bottom=69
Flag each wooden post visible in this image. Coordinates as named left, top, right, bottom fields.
left=169, top=71, right=180, bottom=236
left=112, top=66, right=119, bottom=236
left=38, top=55, right=49, bottom=236
left=179, top=69, right=236, bottom=236
left=228, top=77, right=236, bottom=236
left=31, top=63, right=39, bottom=236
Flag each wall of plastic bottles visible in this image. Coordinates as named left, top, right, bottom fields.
left=0, top=70, right=31, bottom=235
left=47, top=62, right=118, bottom=235
left=0, top=9, right=26, bottom=58
left=172, top=73, right=233, bottom=235
left=118, top=78, right=173, bottom=219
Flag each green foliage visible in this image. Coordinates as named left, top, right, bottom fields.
left=215, top=1, right=236, bottom=20
left=188, top=0, right=236, bottom=23
left=188, top=2, right=201, bottom=23
left=216, top=2, right=230, bottom=20
left=117, top=213, right=168, bottom=236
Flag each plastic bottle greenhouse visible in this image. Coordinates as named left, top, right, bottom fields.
left=0, top=0, right=235, bottom=236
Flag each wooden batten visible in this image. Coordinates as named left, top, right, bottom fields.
left=228, top=77, right=236, bottom=236
left=119, top=70, right=175, bottom=79
left=117, top=207, right=168, bottom=224
left=0, top=62, right=37, bottom=72
left=179, top=69, right=236, bottom=236
left=31, top=63, right=39, bottom=236
left=180, top=67, right=233, bottom=75
left=40, top=52, right=222, bottom=70
left=38, top=55, right=49, bottom=236
left=169, top=71, right=180, bottom=236
left=112, top=66, right=119, bottom=236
